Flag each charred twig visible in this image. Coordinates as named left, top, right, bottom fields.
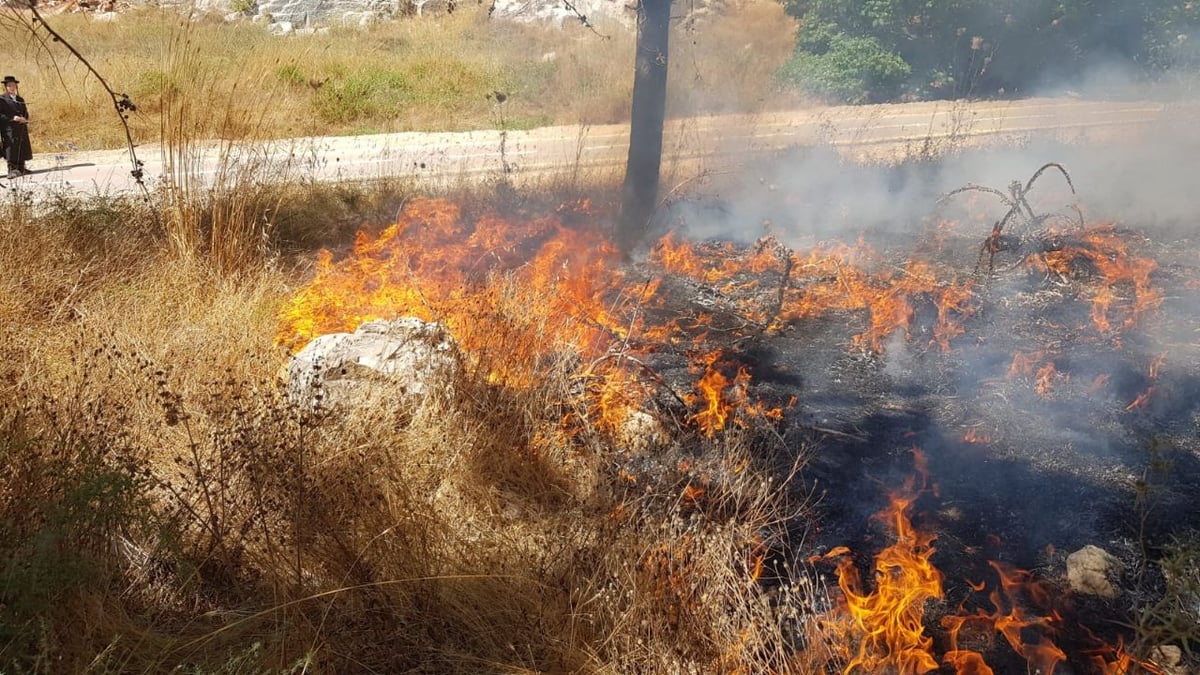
left=755, top=237, right=795, bottom=334
left=793, top=423, right=867, bottom=442
left=944, top=163, right=1084, bottom=279
left=576, top=350, right=690, bottom=410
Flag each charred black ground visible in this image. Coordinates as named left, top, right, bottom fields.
left=634, top=147, right=1200, bottom=672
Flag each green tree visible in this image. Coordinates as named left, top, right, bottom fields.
left=777, top=0, right=1200, bottom=103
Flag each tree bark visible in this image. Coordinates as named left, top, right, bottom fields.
left=617, top=0, right=670, bottom=254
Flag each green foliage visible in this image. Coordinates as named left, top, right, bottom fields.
left=134, top=69, right=178, bottom=99
left=777, top=34, right=910, bottom=103
left=275, top=63, right=307, bottom=87
left=0, top=401, right=157, bottom=669
left=404, top=56, right=491, bottom=103
left=777, top=0, right=1200, bottom=102
left=314, top=67, right=413, bottom=124
left=1133, top=532, right=1200, bottom=661
left=312, top=58, right=498, bottom=124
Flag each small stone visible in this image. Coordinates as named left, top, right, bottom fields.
left=616, top=409, right=667, bottom=452
left=1066, top=544, right=1123, bottom=598
left=1149, top=645, right=1186, bottom=675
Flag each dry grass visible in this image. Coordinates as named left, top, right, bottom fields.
left=0, top=5, right=832, bottom=670
left=0, top=1, right=800, bottom=152
left=0, top=184, right=827, bottom=672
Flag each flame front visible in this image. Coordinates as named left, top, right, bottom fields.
left=823, top=463, right=944, bottom=675
left=823, top=469, right=1165, bottom=674
left=277, top=198, right=980, bottom=435
left=1029, top=225, right=1163, bottom=334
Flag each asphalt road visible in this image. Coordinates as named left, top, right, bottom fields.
left=3, top=97, right=1173, bottom=198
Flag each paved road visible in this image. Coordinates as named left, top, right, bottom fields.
left=3, top=97, right=1173, bottom=198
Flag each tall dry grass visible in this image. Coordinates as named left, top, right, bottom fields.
left=0, top=182, right=828, bottom=672
left=0, top=2, right=800, bottom=152
left=0, top=3, right=830, bottom=670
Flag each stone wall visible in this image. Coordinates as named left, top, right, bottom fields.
left=198, top=0, right=635, bottom=29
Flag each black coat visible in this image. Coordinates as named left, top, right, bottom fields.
left=0, top=93, right=32, bottom=163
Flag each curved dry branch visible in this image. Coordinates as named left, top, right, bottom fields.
left=1024, top=161, right=1077, bottom=196
left=939, top=183, right=1019, bottom=211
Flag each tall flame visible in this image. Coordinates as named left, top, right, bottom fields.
left=830, top=491, right=944, bottom=673
left=823, top=468, right=1165, bottom=674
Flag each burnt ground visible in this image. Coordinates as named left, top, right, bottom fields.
left=633, top=164, right=1200, bottom=672
left=774, top=232, right=1200, bottom=671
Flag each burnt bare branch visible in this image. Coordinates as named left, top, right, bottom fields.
left=944, top=164, right=1087, bottom=279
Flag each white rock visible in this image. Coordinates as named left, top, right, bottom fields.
left=92, top=11, right=120, bottom=21
left=287, top=318, right=462, bottom=410
left=1066, top=544, right=1123, bottom=598
left=616, top=409, right=668, bottom=452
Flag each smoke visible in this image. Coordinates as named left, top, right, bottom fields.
left=662, top=83, right=1200, bottom=561
left=672, top=99, right=1198, bottom=246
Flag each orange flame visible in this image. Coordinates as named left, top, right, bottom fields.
left=1007, top=351, right=1047, bottom=379
left=683, top=350, right=784, bottom=436
left=1148, top=352, right=1167, bottom=380
left=826, top=469, right=1155, bottom=675
left=823, top=458, right=944, bottom=674
left=1030, top=225, right=1163, bottom=334
left=962, top=428, right=992, bottom=444
left=1035, top=362, right=1063, bottom=398
left=1125, top=386, right=1156, bottom=411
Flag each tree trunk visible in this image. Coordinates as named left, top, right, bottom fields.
left=617, top=0, right=671, bottom=254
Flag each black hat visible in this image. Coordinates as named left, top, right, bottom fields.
left=2, top=76, right=19, bottom=85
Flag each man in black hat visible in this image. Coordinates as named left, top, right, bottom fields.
left=0, top=75, right=33, bottom=178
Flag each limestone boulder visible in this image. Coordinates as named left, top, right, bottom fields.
left=287, top=318, right=461, bottom=410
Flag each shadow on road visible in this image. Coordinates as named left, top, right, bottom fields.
left=38, top=162, right=96, bottom=173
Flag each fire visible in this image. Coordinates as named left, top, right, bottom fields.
left=1006, top=353, right=1069, bottom=399
left=278, top=197, right=978, bottom=435
left=962, top=428, right=992, bottom=444
left=941, top=562, right=1067, bottom=674
left=276, top=197, right=624, bottom=369
left=821, top=457, right=944, bottom=674
left=1007, top=351, right=1046, bottom=379
left=822, top=468, right=1160, bottom=674
left=1029, top=225, right=1163, bottom=334
left=275, top=200, right=1161, bottom=441
left=1035, top=362, right=1066, bottom=398
left=1125, top=352, right=1167, bottom=411
left=1125, top=386, right=1156, bottom=411
left=1148, top=352, right=1167, bottom=379
left=683, top=350, right=784, bottom=436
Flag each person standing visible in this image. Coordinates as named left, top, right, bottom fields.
left=0, top=75, right=33, bottom=178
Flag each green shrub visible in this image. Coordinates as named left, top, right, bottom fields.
left=1133, top=532, right=1200, bottom=662
left=135, top=68, right=179, bottom=99
left=778, top=34, right=911, bottom=103
left=0, top=396, right=158, bottom=669
left=313, top=68, right=412, bottom=123
left=275, top=63, right=308, bottom=87
left=405, top=56, right=492, bottom=102
left=776, top=0, right=1200, bottom=102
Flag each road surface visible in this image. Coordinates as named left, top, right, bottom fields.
left=3, top=97, right=1176, bottom=198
